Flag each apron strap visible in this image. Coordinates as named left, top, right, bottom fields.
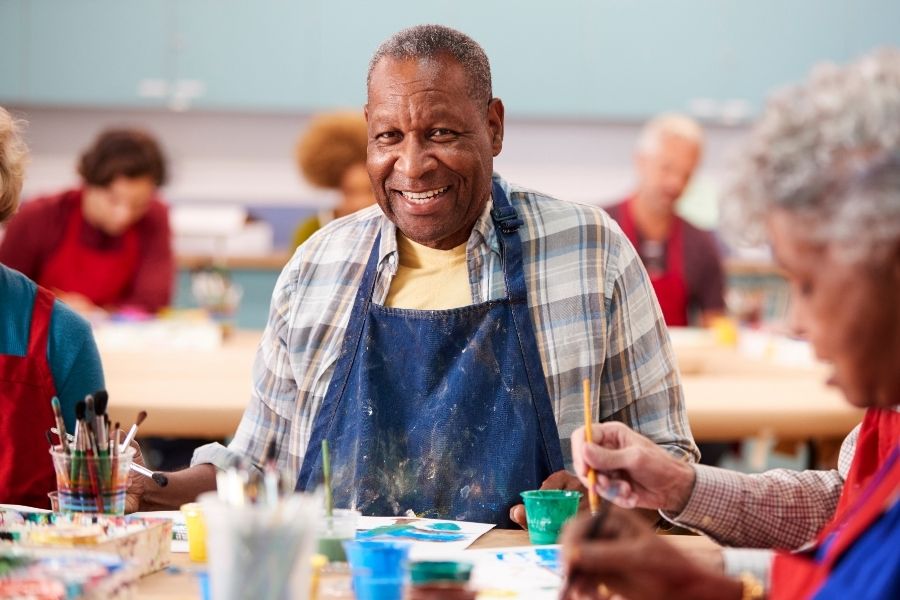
left=312, top=234, right=383, bottom=449
left=490, top=180, right=565, bottom=471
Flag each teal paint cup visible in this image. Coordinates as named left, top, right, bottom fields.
left=521, top=489, right=582, bottom=545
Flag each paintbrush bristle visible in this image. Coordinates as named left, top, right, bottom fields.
left=51, top=396, right=62, bottom=415
left=152, top=472, right=169, bottom=487
left=93, top=390, right=109, bottom=415
left=136, top=411, right=147, bottom=426
left=75, top=400, right=86, bottom=420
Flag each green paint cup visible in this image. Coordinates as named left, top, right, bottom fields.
left=521, top=490, right=582, bottom=545
left=317, top=508, right=360, bottom=562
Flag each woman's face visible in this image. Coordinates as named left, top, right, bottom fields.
left=336, top=162, right=376, bottom=218
left=82, top=175, right=157, bottom=236
left=768, top=209, right=900, bottom=409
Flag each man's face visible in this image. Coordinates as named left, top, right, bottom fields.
left=365, top=56, right=504, bottom=250
left=83, top=175, right=156, bottom=236
left=635, top=132, right=701, bottom=215
left=768, top=209, right=900, bottom=409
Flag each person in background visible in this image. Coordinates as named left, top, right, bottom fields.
left=0, top=128, right=174, bottom=315
left=291, top=111, right=376, bottom=248
left=0, top=107, right=105, bottom=508
left=607, top=114, right=726, bottom=327
left=562, top=49, right=900, bottom=599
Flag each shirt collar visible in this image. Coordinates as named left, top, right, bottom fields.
left=377, top=173, right=508, bottom=270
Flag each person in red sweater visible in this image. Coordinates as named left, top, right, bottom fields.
left=0, top=128, right=173, bottom=314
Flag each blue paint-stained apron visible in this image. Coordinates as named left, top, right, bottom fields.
left=296, top=181, right=564, bottom=527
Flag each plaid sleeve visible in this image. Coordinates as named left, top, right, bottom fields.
left=665, top=463, right=844, bottom=548
left=663, top=422, right=860, bottom=548
left=600, top=233, right=699, bottom=462
left=191, top=260, right=300, bottom=473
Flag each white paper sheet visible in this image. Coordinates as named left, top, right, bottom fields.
left=464, top=545, right=563, bottom=598
left=354, top=516, right=494, bottom=559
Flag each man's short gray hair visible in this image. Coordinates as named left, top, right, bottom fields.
left=367, top=24, right=493, bottom=105
left=722, top=47, right=900, bottom=263
left=637, top=113, right=704, bottom=154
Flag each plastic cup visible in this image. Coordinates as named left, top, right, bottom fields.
left=199, top=491, right=318, bottom=600
left=410, top=561, right=473, bottom=584
left=47, top=491, right=59, bottom=512
left=181, top=502, right=208, bottom=562
left=521, top=489, right=582, bottom=545
left=49, top=447, right=134, bottom=515
left=343, top=539, right=410, bottom=600
left=410, top=583, right=477, bottom=600
left=316, top=509, right=359, bottom=562
left=352, top=577, right=405, bottom=600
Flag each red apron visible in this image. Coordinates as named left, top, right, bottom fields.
left=0, top=286, right=59, bottom=508
left=617, top=198, right=689, bottom=326
left=770, top=408, right=900, bottom=599
left=37, top=190, right=140, bottom=308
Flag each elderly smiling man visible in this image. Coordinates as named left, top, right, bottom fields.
left=128, top=24, right=697, bottom=527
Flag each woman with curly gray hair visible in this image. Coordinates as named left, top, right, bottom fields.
left=560, top=49, right=900, bottom=600
left=0, top=107, right=105, bottom=508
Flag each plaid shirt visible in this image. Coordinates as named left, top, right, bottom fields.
left=193, top=174, right=699, bottom=476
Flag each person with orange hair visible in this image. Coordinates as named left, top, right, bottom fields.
left=291, top=111, right=375, bottom=248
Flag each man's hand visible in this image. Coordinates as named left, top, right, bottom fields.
left=571, top=422, right=696, bottom=513
left=560, top=506, right=741, bottom=600
left=509, top=470, right=587, bottom=529
left=125, top=441, right=148, bottom=513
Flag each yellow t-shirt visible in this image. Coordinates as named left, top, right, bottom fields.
left=384, top=234, right=471, bottom=309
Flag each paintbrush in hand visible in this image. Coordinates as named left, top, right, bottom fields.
left=582, top=378, right=600, bottom=515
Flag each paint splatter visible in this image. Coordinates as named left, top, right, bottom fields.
left=357, top=520, right=466, bottom=542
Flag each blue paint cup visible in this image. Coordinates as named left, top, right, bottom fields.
left=343, top=539, right=411, bottom=578
left=343, top=540, right=410, bottom=600
left=352, top=576, right=405, bottom=600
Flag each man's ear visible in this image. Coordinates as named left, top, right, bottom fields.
left=487, top=98, right=505, bottom=156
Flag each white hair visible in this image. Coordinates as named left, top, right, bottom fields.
left=721, top=47, right=900, bottom=263
left=636, top=113, right=704, bottom=154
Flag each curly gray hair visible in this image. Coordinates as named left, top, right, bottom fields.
left=0, top=107, right=28, bottom=223
left=367, top=24, right=493, bottom=106
left=722, top=47, right=900, bottom=263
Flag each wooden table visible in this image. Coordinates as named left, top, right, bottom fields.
left=100, top=328, right=862, bottom=442
left=135, top=529, right=718, bottom=599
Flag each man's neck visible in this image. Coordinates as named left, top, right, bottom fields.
left=630, top=192, right=674, bottom=241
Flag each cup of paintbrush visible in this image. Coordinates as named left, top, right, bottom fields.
left=50, top=445, right=135, bottom=514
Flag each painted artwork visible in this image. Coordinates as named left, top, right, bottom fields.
left=355, top=516, right=494, bottom=558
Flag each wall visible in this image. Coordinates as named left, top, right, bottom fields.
left=7, top=105, right=747, bottom=240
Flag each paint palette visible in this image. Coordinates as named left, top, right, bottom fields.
left=0, top=507, right=172, bottom=577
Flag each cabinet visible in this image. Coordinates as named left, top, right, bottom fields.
left=23, top=0, right=169, bottom=108
left=2, top=0, right=898, bottom=118
left=0, top=0, right=26, bottom=102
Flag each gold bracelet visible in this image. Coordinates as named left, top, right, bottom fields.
left=739, top=572, right=765, bottom=600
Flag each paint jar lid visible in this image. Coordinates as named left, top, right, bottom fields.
left=410, top=582, right=477, bottom=600
left=410, top=561, right=474, bottom=584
